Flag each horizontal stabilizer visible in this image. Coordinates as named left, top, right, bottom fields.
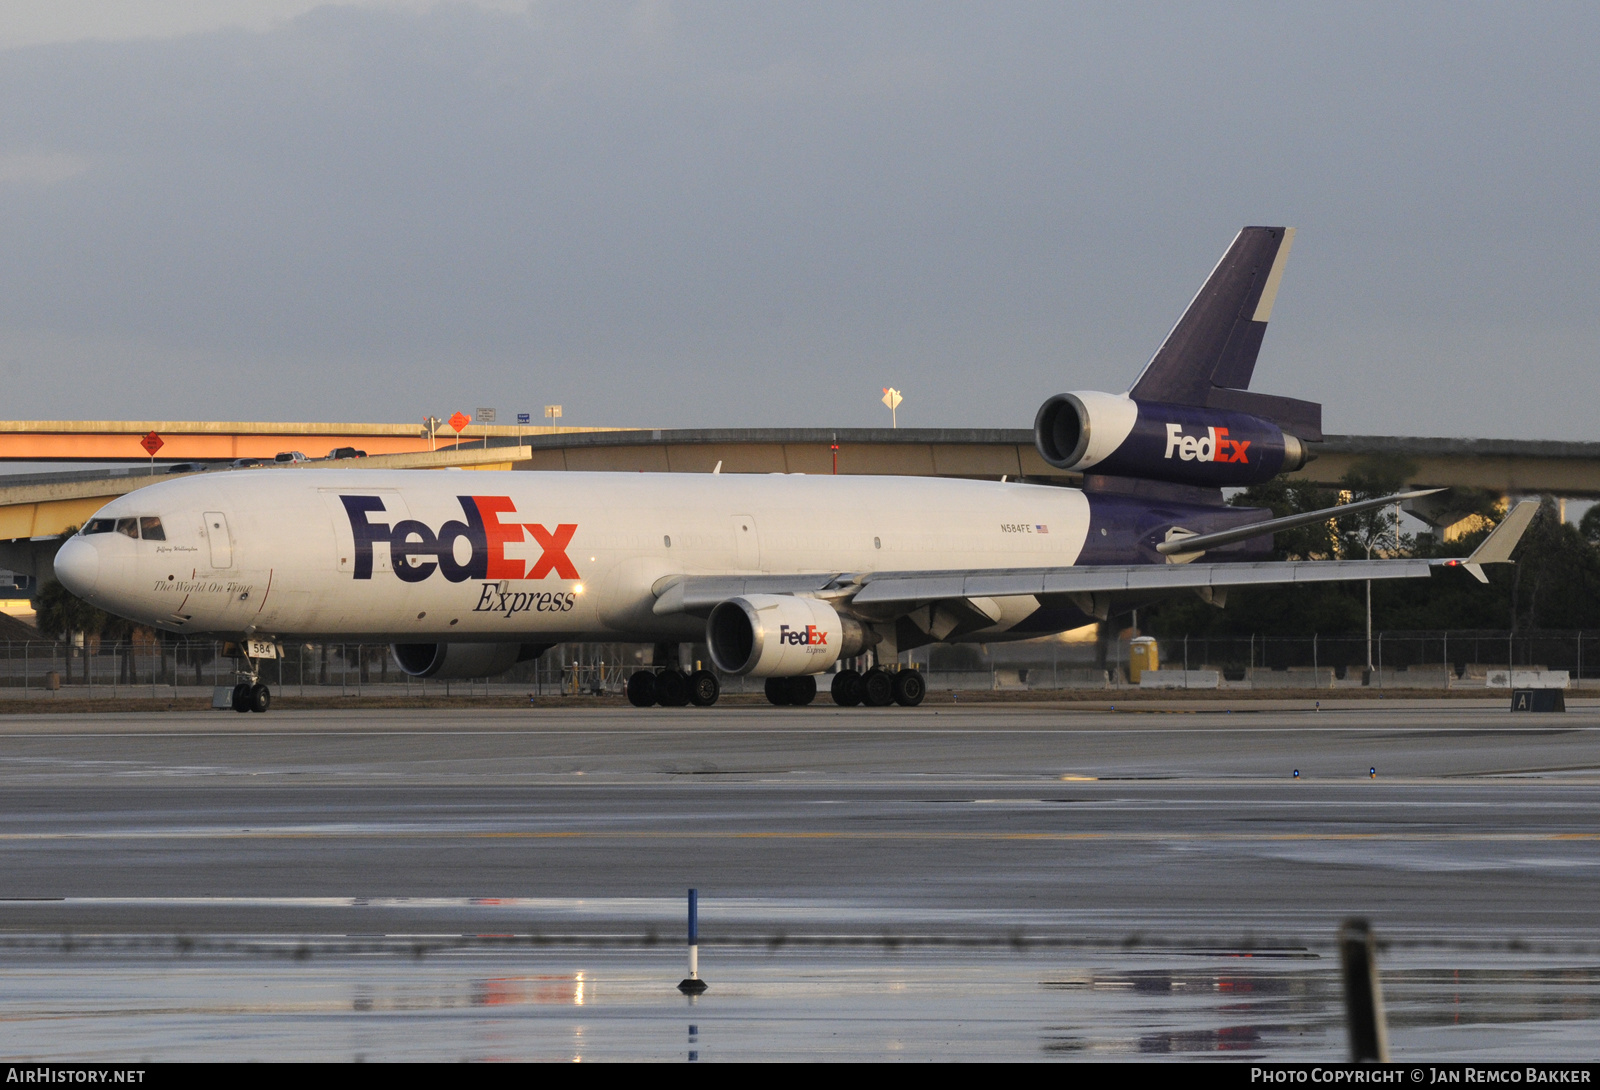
left=1201, top=386, right=1323, bottom=442
left=1156, top=489, right=1443, bottom=558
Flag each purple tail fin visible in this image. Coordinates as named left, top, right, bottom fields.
left=1128, top=227, right=1322, bottom=440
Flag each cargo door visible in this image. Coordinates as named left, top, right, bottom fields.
left=202, top=512, right=233, bottom=569
left=731, top=514, right=761, bottom=571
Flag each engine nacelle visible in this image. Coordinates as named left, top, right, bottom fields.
left=1034, top=391, right=1309, bottom=487
left=391, top=642, right=550, bottom=680
left=706, top=594, right=873, bottom=677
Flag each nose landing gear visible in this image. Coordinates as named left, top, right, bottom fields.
left=230, top=640, right=272, bottom=713
left=230, top=681, right=271, bottom=714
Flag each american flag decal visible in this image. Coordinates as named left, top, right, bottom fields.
left=1036, top=525, right=1049, bottom=534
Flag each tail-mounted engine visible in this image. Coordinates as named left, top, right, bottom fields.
left=707, top=595, right=874, bottom=677
left=1034, top=391, right=1310, bottom=488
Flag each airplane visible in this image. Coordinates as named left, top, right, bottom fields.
left=52, top=226, right=1536, bottom=713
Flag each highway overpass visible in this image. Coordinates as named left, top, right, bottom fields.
left=0, top=420, right=611, bottom=462
left=499, top=428, right=1600, bottom=500
left=0, top=426, right=1595, bottom=582
left=7, top=419, right=1593, bottom=499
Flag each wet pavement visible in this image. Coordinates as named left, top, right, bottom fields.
left=4, top=945, right=1597, bottom=1061
left=0, top=701, right=1596, bottom=1060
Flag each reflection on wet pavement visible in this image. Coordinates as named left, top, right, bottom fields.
left=2, top=705, right=1597, bottom=1059
left=2, top=948, right=1597, bottom=1061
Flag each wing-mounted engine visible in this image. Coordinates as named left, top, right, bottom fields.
left=1034, top=391, right=1310, bottom=487
left=707, top=594, right=875, bottom=677
left=391, top=642, right=551, bottom=679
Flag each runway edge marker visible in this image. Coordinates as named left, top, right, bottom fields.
left=678, top=888, right=708, bottom=995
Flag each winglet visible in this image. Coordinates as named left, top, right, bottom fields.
left=1460, top=500, right=1540, bottom=583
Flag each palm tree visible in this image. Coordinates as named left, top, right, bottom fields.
left=35, top=579, right=109, bottom=683
left=1335, top=457, right=1418, bottom=674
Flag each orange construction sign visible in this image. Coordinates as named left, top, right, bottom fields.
left=140, top=432, right=164, bottom=456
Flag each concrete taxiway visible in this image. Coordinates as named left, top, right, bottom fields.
left=0, top=699, right=1597, bottom=1060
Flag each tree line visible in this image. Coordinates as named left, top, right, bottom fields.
left=1141, top=457, right=1600, bottom=639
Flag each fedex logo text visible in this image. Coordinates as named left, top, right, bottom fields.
left=340, top=495, right=578, bottom=583
left=779, top=624, right=828, bottom=648
left=1163, top=424, right=1251, bottom=464
left=474, top=585, right=577, bottom=615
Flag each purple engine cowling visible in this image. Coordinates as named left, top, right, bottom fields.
left=1034, top=392, right=1310, bottom=487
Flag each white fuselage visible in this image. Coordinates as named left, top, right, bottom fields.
left=55, top=470, right=1092, bottom=643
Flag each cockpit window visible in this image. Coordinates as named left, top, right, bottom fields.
left=82, top=516, right=166, bottom=540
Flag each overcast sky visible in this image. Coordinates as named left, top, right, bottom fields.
left=0, top=2, right=1595, bottom=438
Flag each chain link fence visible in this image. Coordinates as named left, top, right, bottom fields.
left=1095, top=630, right=1598, bottom=690
left=0, top=639, right=772, bottom=700
left=0, top=630, right=1592, bottom=700
left=0, top=639, right=628, bottom=700
left=1135, top=631, right=1596, bottom=676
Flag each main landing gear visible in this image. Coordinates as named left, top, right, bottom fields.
left=761, top=667, right=925, bottom=708
left=764, top=675, right=817, bottom=706
left=750, top=667, right=927, bottom=708
left=828, top=667, right=925, bottom=708
left=627, top=669, right=721, bottom=708
left=624, top=666, right=926, bottom=709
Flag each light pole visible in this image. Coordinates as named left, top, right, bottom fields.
left=1365, top=502, right=1404, bottom=676
left=1366, top=555, right=1373, bottom=674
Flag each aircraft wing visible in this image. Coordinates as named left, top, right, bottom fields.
left=846, top=557, right=1439, bottom=606
left=653, top=500, right=1538, bottom=617
left=654, top=558, right=1437, bottom=616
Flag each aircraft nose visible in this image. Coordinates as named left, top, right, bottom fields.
left=53, top=537, right=99, bottom=599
